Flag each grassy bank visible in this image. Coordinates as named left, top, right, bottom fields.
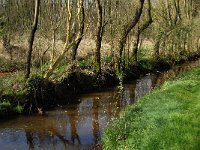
left=102, top=66, right=200, bottom=149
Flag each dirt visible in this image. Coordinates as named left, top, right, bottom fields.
left=0, top=72, right=13, bottom=77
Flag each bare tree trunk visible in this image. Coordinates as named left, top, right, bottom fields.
left=108, top=0, right=114, bottom=70
left=50, top=29, right=56, bottom=64
left=43, top=0, right=85, bottom=80
left=154, top=36, right=161, bottom=59
left=70, top=0, right=85, bottom=71
left=133, top=26, right=140, bottom=63
left=116, top=0, right=145, bottom=70
left=94, top=0, right=103, bottom=76
left=3, top=0, right=11, bottom=59
left=26, top=0, right=40, bottom=79
left=133, top=0, right=153, bottom=63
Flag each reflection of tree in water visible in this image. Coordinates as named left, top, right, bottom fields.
left=104, top=86, right=124, bottom=120
left=122, top=82, right=137, bottom=106
left=115, top=86, right=124, bottom=112
left=24, top=118, right=70, bottom=149
left=92, top=97, right=100, bottom=144
left=69, top=105, right=81, bottom=144
left=135, top=76, right=152, bottom=100
left=107, top=91, right=116, bottom=119
left=25, top=131, right=34, bottom=150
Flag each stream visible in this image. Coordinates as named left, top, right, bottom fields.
left=0, top=59, right=200, bottom=150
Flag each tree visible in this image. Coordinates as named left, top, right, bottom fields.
left=70, top=0, right=85, bottom=70
left=26, top=0, right=40, bottom=79
left=132, top=0, right=153, bottom=63
left=115, top=0, right=145, bottom=70
left=94, top=0, right=103, bottom=76
left=43, top=0, right=85, bottom=80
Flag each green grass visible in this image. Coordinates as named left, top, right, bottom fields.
left=138, top=46, right=153, bottom=60
left=78, top=58, right=93, bottom=69
left=0, top=101, right=23, bottom=115
left=102, top=66, right=200, bottom=150
left=0, top=71, right=26, bottom=115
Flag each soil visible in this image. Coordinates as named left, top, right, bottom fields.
left=0, top=72, right=14, bottom=76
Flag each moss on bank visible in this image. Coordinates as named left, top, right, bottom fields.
left=102, top=66, right=200, bottom=149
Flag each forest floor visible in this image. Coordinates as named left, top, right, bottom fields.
left=102, top=66, right=200, bottom=149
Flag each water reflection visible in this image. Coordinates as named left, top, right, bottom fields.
left=134, top=76, right=153, bottom=100
left=0, top=60, right=199, bottom=150
left=92, top=97, right=100, bottom=144
left=69, top=106, right=81, bottom=144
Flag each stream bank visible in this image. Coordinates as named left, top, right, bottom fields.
left=0, top=52, right=200, bottom=116
left=0, top=58, right=199, bottom=149
left=102, top=63, right=200, bottom=150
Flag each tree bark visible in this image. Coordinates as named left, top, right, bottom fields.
left=116, top=0, right=145, bottom=70
left=71, top=0, right=85, bottom=71
left=43, top=0, right=85, bottom=80
left=94, top=0, right=103, bottom=76
left=71, top=0, right=85, bottom=64
left=133, top=0, right=153, bottom=63
left=133, top=26, right=140, bottom=63
left=26, top=0, right=40, bottom=79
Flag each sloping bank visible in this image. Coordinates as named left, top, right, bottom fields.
left=102, top=66, right=200, bottom=149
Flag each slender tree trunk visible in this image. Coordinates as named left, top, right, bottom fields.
left=70, top=0, right=85, bottom=71
left=108, top=0, right=114, bottom=70
left=43, top=0, right=85, bottom=79
left=73, top=0, right=84, bottom=63
left=50, top=29, right=56, bottom=64
left=116, top=0, right=145, bottom=70
left=26, top=0, right=40, bottom=79
left=133, top=0, right=153, bottom=63
left=133, top=27, right=140, bottom=63
left=166, top=0, right=173, bottom=26
left=3, top=0, right=11, bottom=58
left=94, top=0, right=103, bottom=76
left=154, top=36, right=161, bottom=58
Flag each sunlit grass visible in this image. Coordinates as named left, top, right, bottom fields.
left=102, top=66, right=200, bottom=150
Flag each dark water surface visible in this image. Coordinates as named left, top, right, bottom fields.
left=0, top=60, right=200, bottom=150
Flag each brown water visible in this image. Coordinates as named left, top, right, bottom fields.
left=0, top=60, right=200, bottom=150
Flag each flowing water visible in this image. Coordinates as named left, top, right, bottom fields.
left=0, top=60, right=200, bottom=150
